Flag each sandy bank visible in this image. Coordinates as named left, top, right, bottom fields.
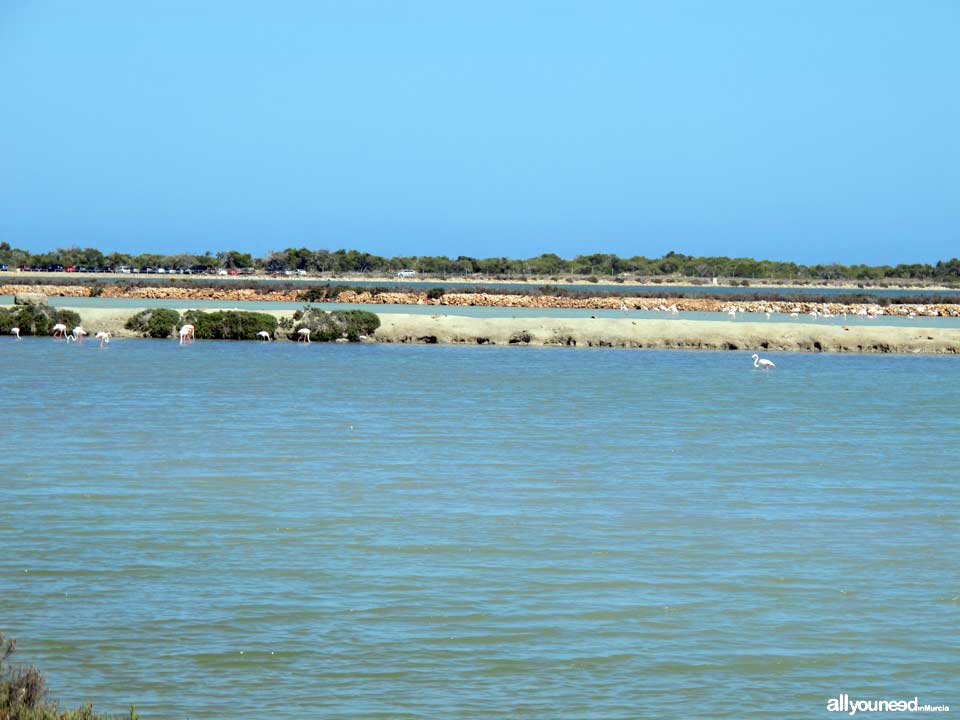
left=374, top=315, right=960, bottom=354
left=33, top=306, right=960, bottom=354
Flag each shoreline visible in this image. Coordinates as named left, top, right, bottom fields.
left=18, top=306, right=960, bottom=355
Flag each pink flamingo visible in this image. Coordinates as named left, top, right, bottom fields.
left=10, top=327, right=20, bottom=340
left=52, top=323, right=67, bottom=339
left=297, top=328, right=311, bottom=344
left=96, top=331, right=110, bottom=348
left=257, top=330, right=271, bottom=342
left=752, top=353, right=775, bottom=370
left=72, top=326, right=87, bottom=343
left=179, top=324, right=194, bottom=345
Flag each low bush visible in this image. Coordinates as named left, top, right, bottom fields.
left=0, top=307, right=81, bottom=336
left=0, top=308, right=14, bottom=333
left=299, top=284, right=397, bottom=303
left=426, top=287, right=446, bottom=300
left=299, top=285, right=336, bottom=303
left=182, top=310, right=278, bottom=340
left=293, top=308, right=380, bottom=341
left=124, top=309, right=182, bottom=338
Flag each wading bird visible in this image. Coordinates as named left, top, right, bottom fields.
left=752, top=353, right=775, bottom=370
left=297, top=328, right=311, bottom=343
left=10, top=327, right=19, bottom=340
left=96, top=331, right=110, bottom=348
left=179, top=324, right=194, bottom=345
left=257, top=330, right=271, bottom=341
left=72, top=326, right=87, bottom=343
left=52, top=323, right=67, bottom=339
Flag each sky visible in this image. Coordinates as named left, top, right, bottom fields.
left=1, top=0, right=957, bottom=265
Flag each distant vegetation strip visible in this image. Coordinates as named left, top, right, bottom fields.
left=5, top=277, right=960, bottom=307
left=2, top=242, right=960, bottom=283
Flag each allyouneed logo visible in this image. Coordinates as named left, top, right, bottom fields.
left=827, top=694, right=950, bottom=715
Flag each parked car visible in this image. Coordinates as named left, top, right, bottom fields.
left=227, top=268, right=239, bottom=276
left=396, top=269, right=417, bottom=278
left=65, top=266, right=77, bottom=272
left=0, top=263, right=8, bottom=271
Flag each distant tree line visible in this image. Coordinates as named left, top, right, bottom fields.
left=2, top=242, right=959, bottom=282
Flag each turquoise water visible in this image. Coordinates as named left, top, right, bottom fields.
left=2, top=339, right=957, bottom=718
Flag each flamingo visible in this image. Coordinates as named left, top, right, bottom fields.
left=297, top=328, right=311, bottom=344
left=179, top=324, right=194, bottom=345
left=95, top=331, right=110, bottom=348
left=10, top=327, right=20, bottom=340
left=52, top=323, right=67, bottom=339
left=727, top=308, right=737, bottom=320
left=257, top=330, right=271, bottom=342
left=72, top=326, right=87, bottom=343
left=619, top=301, right=628, bottom=315
left=752, top=353, right=775, bottom=370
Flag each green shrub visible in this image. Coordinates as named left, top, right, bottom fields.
left=124, top=308, right=182, bottom=338
left=12, top=306, right=52, bottom=336
left=293, top=308, right=380, bottom=342
left=426, top=287, right=446, bottom=300
left=182, top=310, right=278, bottom=340
left=299, top=285, right=334, bottom=303
left=332, top=310, right=380, bottom=340
left=0, top=308, right=15, bottom=333
left=0, top=306, right=81, bottom=336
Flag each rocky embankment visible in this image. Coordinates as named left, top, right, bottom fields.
left=3, top=284, right=960, bottom=317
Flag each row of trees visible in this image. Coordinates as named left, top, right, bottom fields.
left=2, top=242, right=959, bottom=282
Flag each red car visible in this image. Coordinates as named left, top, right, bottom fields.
left=65, top=266, right=77, bottom=272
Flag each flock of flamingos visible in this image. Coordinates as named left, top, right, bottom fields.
left=7, top=322, right=317, bottom=347
left=6, top=319, right=778, bottom=368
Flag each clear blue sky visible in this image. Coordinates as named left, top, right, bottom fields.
left=1, top=1, right=957, bottom=265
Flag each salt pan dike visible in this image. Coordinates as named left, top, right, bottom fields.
left=20, top=306, right=960, bottom=354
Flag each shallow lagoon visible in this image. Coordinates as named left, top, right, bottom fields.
left=2, top=340, right=957, bottom=718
